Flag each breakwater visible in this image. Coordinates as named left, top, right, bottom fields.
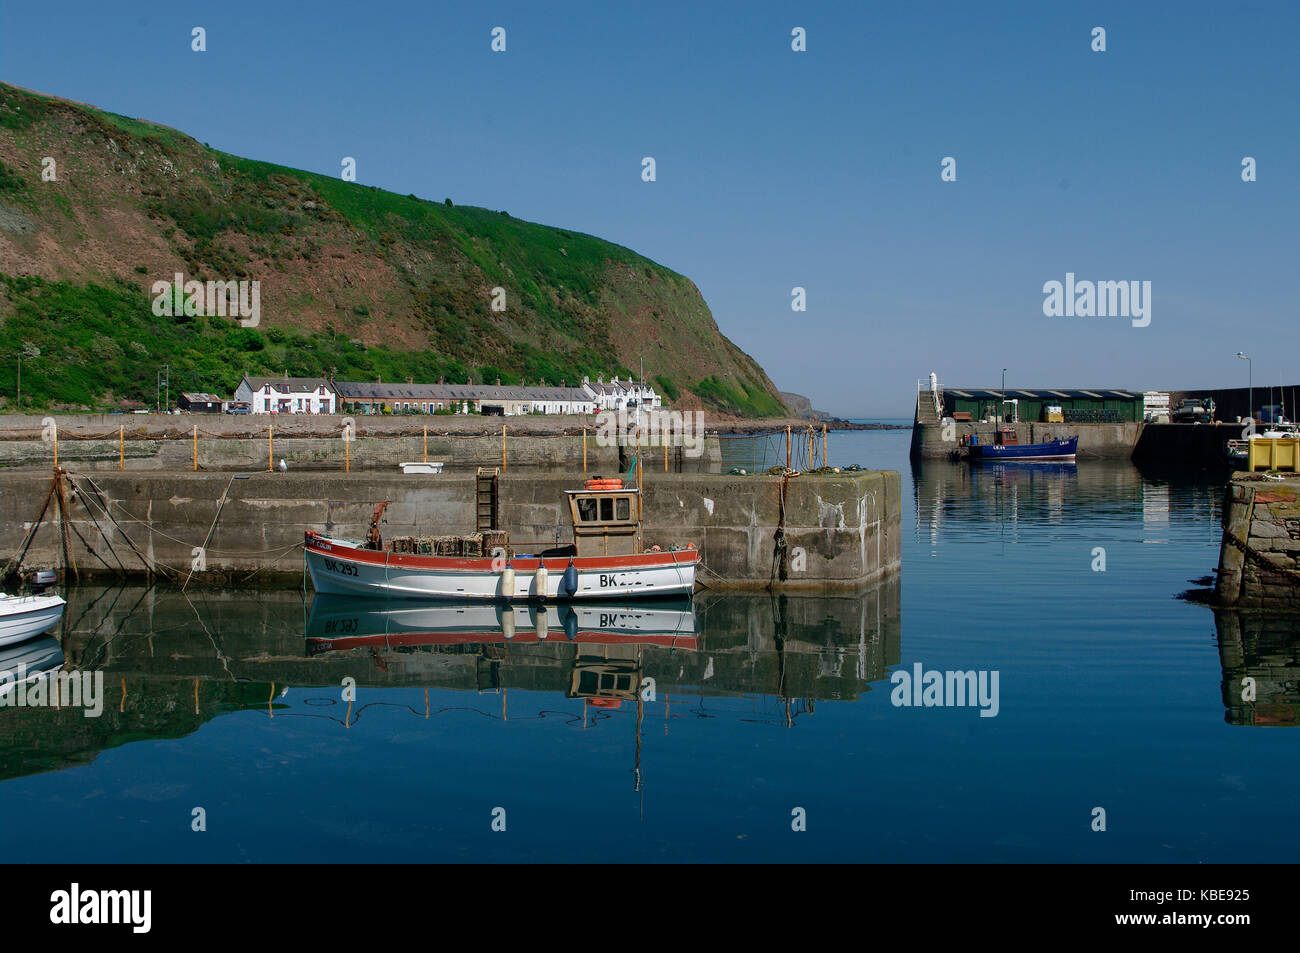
left=911, top=417, right=1240, bottom=468
left=0, top=417, right=721, bottom=472
left=910, top=419, right=1143, bottom=460
left=912, top=386, right=1256, bottom=466
left=0, top=468, right=900, bottom=591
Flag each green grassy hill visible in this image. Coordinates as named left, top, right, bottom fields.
left=0, top=82, right=786, bottom=416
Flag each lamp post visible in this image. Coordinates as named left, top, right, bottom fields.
left=1237, top=352, right=1252, bottom=421
left=1000, top=368, right=1007, bottom=427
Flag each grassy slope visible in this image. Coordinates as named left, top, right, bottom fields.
left=0, top=82, right=785, bottom=415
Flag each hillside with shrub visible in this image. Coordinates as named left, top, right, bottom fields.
left=0, top=82, right=785, bottom=416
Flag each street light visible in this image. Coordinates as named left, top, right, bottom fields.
left=1236, top=352, right=1252, bottom=421
left=1000, top=368, right=1007, bottom=427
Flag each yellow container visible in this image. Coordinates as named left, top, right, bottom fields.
left=1249, top=437, right=1300, bottom=472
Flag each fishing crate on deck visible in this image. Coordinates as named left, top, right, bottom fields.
left=386, top=530, right=510, bottom=557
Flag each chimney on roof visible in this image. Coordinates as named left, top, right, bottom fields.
left=408, top=377, right=414, bottom=384
left=377, top=374, right=382, bottom=383
left=283, top=369, right=288, bottom=380
left=560, top=379, right=565, bottom=388
left=439, top=375, right=445, bottom=385
left=598, top=375, right=604, bottom=384
left=496, top=377, right=501, bottom=386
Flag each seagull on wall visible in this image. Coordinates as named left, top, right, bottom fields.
left=278, top=458, right=288, bottom=472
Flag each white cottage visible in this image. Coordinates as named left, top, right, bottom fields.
left=235, top=375, right=337, bottom=414
left=582, top=375, right=661, bottom=411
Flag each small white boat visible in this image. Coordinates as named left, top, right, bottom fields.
left=0, top=592, right=66, bottom=647
left=400, top=462, right=444, bottom=474
left=305, top=478, right=698, bottom=601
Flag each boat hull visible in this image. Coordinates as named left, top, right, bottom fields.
left=305, top=533, right=698, bottom=601
left=0, top=595, right=66, bottom=647
left=968, top=436, right=1078, bottom=462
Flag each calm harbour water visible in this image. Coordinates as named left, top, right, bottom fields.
left=1, top=425, right=1297, bottom=863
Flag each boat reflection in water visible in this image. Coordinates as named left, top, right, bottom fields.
left=0, top=636, right=65, bottom=702
left=1216, top=609, right=1300, bottom=726
left=0, top=582, right=900, bottom=785
left=306, top=596, right=699, bottom=652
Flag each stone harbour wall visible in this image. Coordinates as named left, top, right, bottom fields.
left=1215, top=475, right=1300, bottom=611
left=0, top=468, right=900, bottom=592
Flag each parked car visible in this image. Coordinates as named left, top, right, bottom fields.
left=224, top=402, right=251, bottom=415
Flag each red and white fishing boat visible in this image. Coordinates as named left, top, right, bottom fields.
left=305, top=478, right=699, bottom=601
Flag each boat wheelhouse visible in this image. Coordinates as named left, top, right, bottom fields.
left=304, top=478, right=698, bottom=601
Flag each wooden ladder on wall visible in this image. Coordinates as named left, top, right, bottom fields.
left=476, top=467, right=500, bottom=531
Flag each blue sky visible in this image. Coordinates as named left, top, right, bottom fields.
left=2, top=0, right=1296, bottom=415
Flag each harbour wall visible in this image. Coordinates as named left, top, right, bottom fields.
left=0, top=434, right=665, bottom=472
left=910, top=419, right=1142, bottom=460
left=0, top=430, right=721, bottom=472
left=1215, top=474, right=1300, bottom=612
left=911, top=418, right=1238, bottom=468
left=0, top=468, right=900, bottom=591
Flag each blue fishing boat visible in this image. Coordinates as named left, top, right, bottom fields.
left=965, top=429, right=1078, bottom=462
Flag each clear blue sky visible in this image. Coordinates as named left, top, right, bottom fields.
left=2, top=0, right=1296, bottom=416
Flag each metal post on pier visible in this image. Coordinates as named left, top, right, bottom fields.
left=423, top=426, right=428, bottom=463
left=786, top=426, right=792, bottom=470
left=267, top=425, right=273, bottom=471
left=119, top=425, right=124, bottom=471
left=192, top=426, right=198, bottom=472
left=582, top=427, right=588, bottom=473
left=501, top=424, right=507, bottom=472
left=823, top=425, right=828, bottom=468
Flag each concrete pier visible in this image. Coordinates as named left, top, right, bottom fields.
left=0, top=468, right=900, bottom=591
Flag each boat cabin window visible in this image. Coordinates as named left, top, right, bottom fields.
left=570, top=491, right=638, bottom=526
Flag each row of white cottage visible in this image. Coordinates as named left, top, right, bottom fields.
left=232, top=374, right=662, bottom=416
